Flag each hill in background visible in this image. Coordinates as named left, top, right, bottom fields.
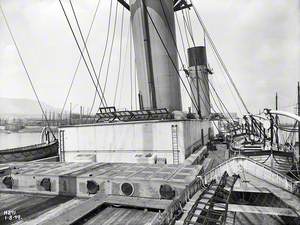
left=0, top=97, right=59, bottom=119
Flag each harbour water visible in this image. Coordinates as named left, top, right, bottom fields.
left=0, top=132, right=41, bottom=150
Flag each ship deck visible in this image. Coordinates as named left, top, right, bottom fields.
left=0, top=161, right=202, bottom=224
left=1, top=192, right=161, bottom=225
left=0, top=144, right=299, bottom=225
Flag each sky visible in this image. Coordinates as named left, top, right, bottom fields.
left=0, top=0, right=299, bottom=116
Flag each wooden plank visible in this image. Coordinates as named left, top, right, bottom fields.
left=17, top=199, right=84, bottom=225
left=232, top=186, right=271, bottom=193
left=105, top=195, right=172, bottom=210
left=85, top=207, right=157, bottom=225
left=217, top=204, right=299, bottom=217
left=84, top=207, right=115, bottom=225
left=40, top=194, right=107, bottom=225
left=0, top=194, right=73, bottom=225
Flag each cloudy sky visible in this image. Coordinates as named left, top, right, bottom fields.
left=0, top=0, right=299, bottom=115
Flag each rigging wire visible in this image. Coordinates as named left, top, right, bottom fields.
left=178, top=6, right=235, bottom=124
left=185, top=9, right=194, bottom=41
left=130, top=24, right=133, bottom=110
left=103, top=2, right=119, bottom=93
left=175, top=13, right=188, bottom=64
left=161, top=2, right=226, bottom=130
left=181, top=10, right=223, bottom=118
left=58, top=0, right=106, bottom=109
left=182, top=10, right=195, bottom=46
left=134, top=65, right=138, bottom=110
left=60, top=0, right=102, bottom=117
left=113, top=6, right=125, bottom=105
left=197, top=56, right=237, bottom=125
left=69, top=0, right=107, bottom=107
left=208, top=39, right=243, bottom=115
left=209, top=79, right=236, bottom=123
left=176, top=12, right=199, bottom=112
left=178, top=3, right=239, bottom=124
left=181, top=11, right=191, bottom=48
left=0, top=4, right=56, bottom=139
left=117, top=22, right=131, bottom=108
left=190, top=0, right=250, bottom=114
left=88, top=0, right=113, bottom=116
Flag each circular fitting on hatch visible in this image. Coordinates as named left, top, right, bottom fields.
left=87, top=180, right=99, bottom=194
left=2, top=176, right=13, bottom=189
left=160, top=184, right=175, bottom=200
left=40, top=178, right=51, bottom=191
left=121, top=182, right=134, bottom=196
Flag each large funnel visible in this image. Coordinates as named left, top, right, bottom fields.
left=130, top=0, right=182, bottom=112
left=188, top=46, right=211, bottom=118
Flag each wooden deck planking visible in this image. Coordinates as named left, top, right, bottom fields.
left=105, top=195, right=172, bottom=210
left=84, top=207, right=157, bottom=225
left=40, top=194, right=106, bottom=225
left=16, top=199, right=85, bottom=225
left=214, top=204, right=298, bottom=217
left=234, top=212, right=286, bottom=225
left=0, top=193, right=72, bottom=225
left=235, top=173, right=300, bottom=216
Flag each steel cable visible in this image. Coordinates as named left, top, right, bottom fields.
left=88, top=0, right=113, bottom=116
left=69, top=0, right=107, bottom=107
left=58, top=0, right=105, bottom=109
left=113, top=6, right=125, bottom=106
left=0, top=4, right=56, bottom=139
left=60, top=0, right=102, bottom=117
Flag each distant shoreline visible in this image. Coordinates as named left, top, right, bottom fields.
left=0, top=126, right=58, bottom=134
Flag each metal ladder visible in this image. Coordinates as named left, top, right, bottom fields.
left=172, top=125, right=179, bottom=164
left=59, top=130, right=65, bottom=162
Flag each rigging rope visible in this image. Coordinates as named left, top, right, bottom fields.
left=59, top=0, right=105, bottom=109
left=69, top=0, right=107, bottom=107
left=179, top=8, right=218, bottom=117
left=159, top=2, right=230, bottom=133
left=88, top=0, right=113, bottom=116
left=134, top=67, right=138, bottom=110
left=113, top=6, right=125, bottom=106
left=209, top=79, right=236, bottom=123
left=185, top=9, right=194, bottom=41
left=181, top=11, right=191, bottom=48
left=178, top=6, right=236, bottom=124
left=117, top=23, right=131, bottom=108
left=130, top=24, right=133, bottom=110
left=182, top=10, right=195, bottom=46
left=208, top=37, right=243, bottom=115
left=190, top=0, right=250, bottom=114
left=60, top=0, right=102, bottom=117
left=175, top=12, right=188, bottom=64
left=0, top=4, right=56, bottom=140
left=178, top=4, right=241, bottom=125
left=103, top=2, right=119, bottom=94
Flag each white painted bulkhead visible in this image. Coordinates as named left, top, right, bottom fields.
left=59, top=120, right=210, bottom=164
